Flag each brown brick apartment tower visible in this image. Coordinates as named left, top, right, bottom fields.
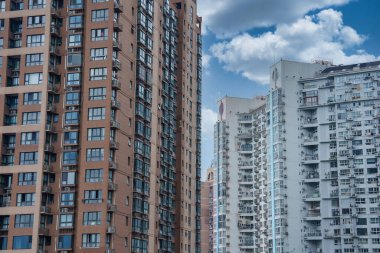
left=0, top=0, right=201, bottom=252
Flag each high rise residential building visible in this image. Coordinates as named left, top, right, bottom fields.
left=213, top=96, right=266, bottom=253
left=201, top=167, right=215, bottom=253
left=267, top=60, right=380, bottom=253
left=0, top=0, right=202, bottom=252
left=214, top=60, right=380, bottom=253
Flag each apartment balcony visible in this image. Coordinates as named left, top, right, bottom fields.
left=110, top=120, right=120, bottom=129
left=109, top=160, right=119, bottom=170
left=302, top=136, right=318, bottom=146
left=38, top=227, right=50, bottom=236
left=238, top=176, right=253, bottom=184
left=239, top=191, right=254, bottom=199
left=107, top=203, right=117, bottom=212
left=239, top=207, right=253, bottom=215
left=109, top=140, right=120, bottom=149
left=239, top=144, right=253, bottom=153
left=303, top=191, right=321, bottom=202
left=50, top=25, right=61, bottom=36
left=237, top=131, right=253, bottom=139
left=113, top=20, right=123, bottom=32
left=304, top=229, right=322, bottom=240
left=238, top=161, right=253, bottom=168
left=112, top=38, right=122, bottom=51
left=111, top=99, right=121, bottom=109
left=238, top=222, right=255, bottom=231
left=111, top=78, right=121, bottom=89
left=304, top=210, right=321, bottom=221
left=106, top=226, right=116, bottom=234
left=114, top=0, right=123, bottom=12
left=40, top=206, right=51, bottom=214
left=108, top=182, right=117, bottom=191
left=112, top=58, right=121, bottom=70
left=302, top=154, right=319, bottom=164
left=300, top=101, right=318, bottom=108
left=47, top=83, right=60, bottom=93
left=304, top=171, right=319, bottom=183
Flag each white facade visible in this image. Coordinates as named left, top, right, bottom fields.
left=214, top=96, right=266, bottom=253
left=214, top=60, right=380, bottom=253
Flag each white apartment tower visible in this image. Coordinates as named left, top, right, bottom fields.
left=214, top=60, right=380, bottom=253
left=214, top=96, right=266, bottom=253
left=268, top=60, right=380, bottom=253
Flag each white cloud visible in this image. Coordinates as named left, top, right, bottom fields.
left=202, top=108, right=217, bottom=140
left=198, top=0, right=352, bottom=37
left=202, top=53, right=211, bottom=69
left=210, top=9, right=379, bottom=85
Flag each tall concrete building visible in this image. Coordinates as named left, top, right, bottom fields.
left=201, top=167, right=214, bottom=253
left=213, top=96, right=266, bottom=253
left=214, top=60, right=380, bottom=253
left=0, top=0, right=202, bottom=252
left=267, top=60, right=380, bottom=253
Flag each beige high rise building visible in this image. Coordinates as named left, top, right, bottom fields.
left=0, top=0, right=202, bottom=252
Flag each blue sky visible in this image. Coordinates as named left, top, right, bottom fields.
left=199, top=0, right=380, bottom=178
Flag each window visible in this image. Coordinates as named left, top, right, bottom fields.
left=12, top=236, right=32, bottom=249
left=62, top=172, right=76, bottom=185
left=82, top=233, right=100, bottom=248
left=64, top=131, right=78, bottom=145
left=22, top=112, right=40, bottom=125
left=90, top=67, right=107, bottom=80
left=25, top=72, right=43, bottom=85
left=66, top=92, right=80, bottom=105
left=88, top=107, right=106, bottom=120
left=65, top=111, right=79, bottom=124
left=92, top=9, right=109, bottom=22
left=87, top=128, right=105, bottom=141
left=66, top=73, right=81, bottom=85
left=26, top=34, right=45, bottom=47
left=68, top=34, right=82, bottom=47
left=132, top=238, right=147, bottom=252
left=25, top=53, right=44, bottom=66
left=58, top=235, right=73, bottom=249
left=0, top=1, right=4, bottom=11
left=29, top=0, right=46, bottom=9
left=14, top=214, right=34, bottom=228
left=84, top=190, right=102, bottom=204
left=67, top=53, right=82, bottom=66
left=60, top=193, right=75, bottom=206
left=16, top=193, right=35, bottom=206
left=85, top=169, right=103, bottom=182
left=19, top=152, right=38, bottom=165
left=63, top=151, right=77, bottom=165
left=91, top=28, right=108, bottom=41
left=69, top=0, right=83, bottom=8
left=86, top=148, right=104, bottom=162
left=21, top=132, right=39, bottom=145
left=83, top=212, right=101, bottom=225
left=23, top=92, right=41, bottom=105
left=18, top=172, right=37, bottom=185
left=90, top=48, right=108, bottom=61
left=68, top=15, right=83, bottom=28
left=27, top=15, right=45, bottom=27
left=89, top=88, right=106, bottom=100
left=59, top=214, right=74, bottom=228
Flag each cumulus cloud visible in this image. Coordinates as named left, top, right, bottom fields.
left=202, top=108, right=217, bottom=140
left=198, top=0, right=352, bottom=37
left=210, top=9, right=379, bottom=85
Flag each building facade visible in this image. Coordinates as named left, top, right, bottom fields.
left=0, top=0, right=201, bottom=252
left=201, top=167, right=214, bottom=253
left=213, top=96, right=266, bottom=253
left=267, top=60, right=380, bottom=253
left=214, top=60, right=380, bottom=253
